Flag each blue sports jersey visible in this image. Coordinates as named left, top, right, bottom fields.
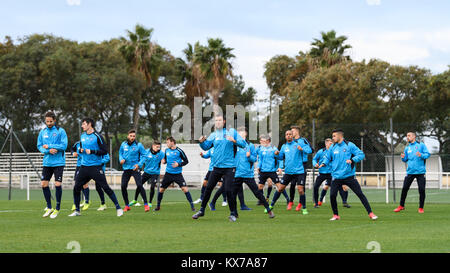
left=276, top=140, right=310, bottom=174
left=164, top=147, right=188, bottom=174
left=139, top=148, right=165, bottom=175
left=256, top=145, right=279, bottom=172
left=199, top=128, right=246, bottom=168
left=79, top=131, right=108, bottom=166
left=402, top=141, right=430, bottom=175
left=201, top=147, right=216, bottom=171
left=119, top=141, right=147, bottom=170
left=313, top=148, right=332, bottom=174
left=37, top=125, right=68, bottom=167
left=294, top=137, right=312, bottom=163
left=235, top=141, right=257, bottom=178
left=322, top=140, right=365, bottom=179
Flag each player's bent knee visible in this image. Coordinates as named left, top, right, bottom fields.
left=41, top=181, right=49, bottom=187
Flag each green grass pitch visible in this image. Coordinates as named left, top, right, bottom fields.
left=1, top=188, right=450, bottom=253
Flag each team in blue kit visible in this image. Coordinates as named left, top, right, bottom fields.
left=38, top=109, right=434, bottom=222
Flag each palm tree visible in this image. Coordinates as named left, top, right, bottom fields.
left=118, top=24, right=155, bottom=131
left=194, top=38, right=235, bottom=113
left=310, top=30, right=352, bottom=67
left=182, top=42, right=207, bottom=142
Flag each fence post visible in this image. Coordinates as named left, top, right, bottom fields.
left=26, top=174, right=30, bottom=201
left=385, top=172, right=389, bottom=204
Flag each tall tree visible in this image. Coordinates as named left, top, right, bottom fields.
left=118, top=24, right=156, bottom=131
left=194, top=38, right=235, bottom=112
left=310, top=30, right=352, bottom=67
left=182, top=42, right=207, bottom=141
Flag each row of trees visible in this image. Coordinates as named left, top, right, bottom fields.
left=264, top=30, right=449, bottom=154
left=0, top=26, right=448, bottom=169
left=0, top=24, right=255, bottom=166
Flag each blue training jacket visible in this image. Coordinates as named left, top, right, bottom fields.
left=138, top=148, right=165, bottom=175
left=235, top=141, right=257, bottom=178
left=294, top=137, right=313, bottom=163
left=164, top=147, right=188, bottom=174
left=37, top=125, right=68, bottom=167
left=199, top=128, right=246, bottom=168
left=201, top=147, right=216, bottom=171
left=119, top=141, right=147, bottom=170
left=276, top=140, right=310, bottom=174
left=79, top=131, right=108, bottom=167
left=256, top=145, right=279, bottom=172
left=312, top=148, right=332, bottom=174
left=322, top=140, right=365, bottom=180
left=402, top=141, right=430, bottom=175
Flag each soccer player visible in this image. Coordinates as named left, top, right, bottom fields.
left=394, top=131, right=430, bottom=213
left=289, top=126, right=313, bottom=212
left=37, top=111, right=68, bottom=219
left=68, top=118, right=123, bottom=217
left=256, top=135, right=289, bottom=205
left=130, top=140, right=164, bottom=208
left=155, top=136, right=194, bottom=211
left=268, top=130, right=310, bottom=215
left=71, top=142, right=110, bottom=211
left=312, top=138, right=350, bottom=208
left=230, top=127, right=275, bottom=220
left=119, top=129, right=149, bottom=212
left=192, top=114, right=247, bottom=221
left=319, top=129, right=377, bottom=221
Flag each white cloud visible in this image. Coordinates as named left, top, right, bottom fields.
left=66, top=0, right=81, bottom=6
left=366, top=0, right=381, bottom=5
left=347, top=31, right=430, bottom=65
left=346, top=29, right=450, bottom=70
